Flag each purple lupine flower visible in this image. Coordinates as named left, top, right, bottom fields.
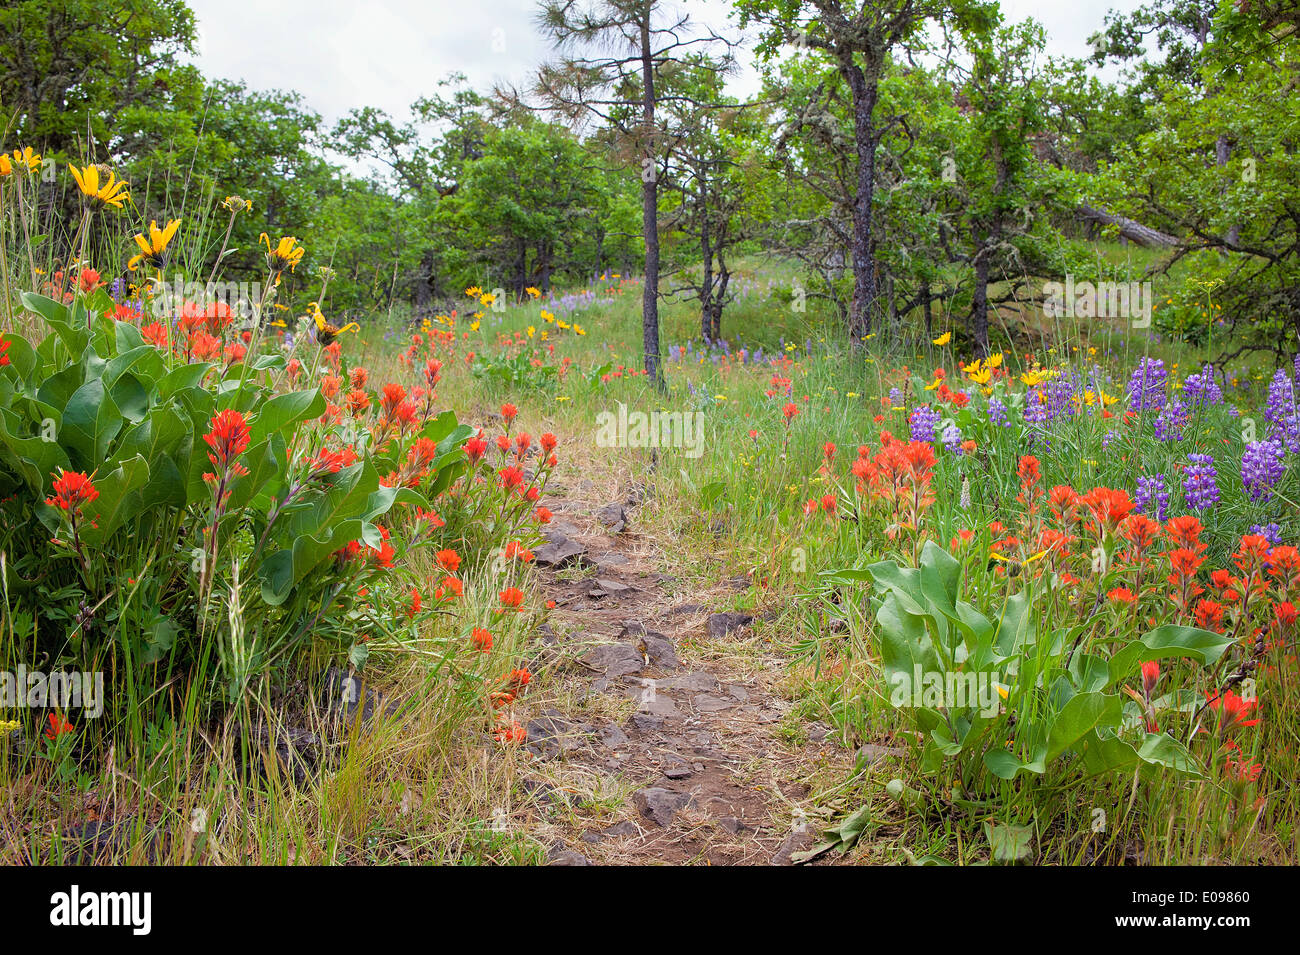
left=941, top=422, right=963, bottom=454
left=1127, top=357, right=1167, bottom=412
left=1249, top=522, right=1283, bottom=546
left=1241, top=438, right=1286, bottom=502
left=1102, top=429, right=1118, bottom=450
left=1044, top=371, right=1080, bottom=421
left=1264, top=368, right=1300, bottom=453
left=1183, top=453, right=1220, bottom=511
left=1024, top=387, right=1048, bottom=424
left=1136, top=473, right=1170, bottom=521
left=987, top=395, right=1010, bottom=428
left=1182, top=363, right=1223, bottom=407
left=1153, top=398, right=1189, bottom=443
left=909, top=405, right=942, bottom=443
left=889, top=387, right=904, bottom=408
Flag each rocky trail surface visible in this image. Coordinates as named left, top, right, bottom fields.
left=516, top=477, right=855, bottom=865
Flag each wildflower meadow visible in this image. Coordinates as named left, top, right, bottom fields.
left=0, top=0, right=1295, bottom=918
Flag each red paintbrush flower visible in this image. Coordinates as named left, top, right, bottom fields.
left=202, top=409, right=251, bottom=482
left=45, top=469, right=99, bottom=512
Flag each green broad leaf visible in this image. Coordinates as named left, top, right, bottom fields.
left=877, top=590, right=943, bottom=690
left=113, top=319, right=145, bottom=354
left=104, top=344, right=167, bottom=390
left=1047, top=691, right=1123, bottom=762
left=1079, top=730, right=1142, bottom=776
left=61, top=378, right=124, bottom=469
left=699, top=480, right=727, bottom=509
left=109, top=373, right=150, bottom=424
left=79, top=455, right=150, bottom=546
left=918, top=538, right=962, bottom=612
left=139, top=451, right=187, bottom=510
left=992, top=589, right=1035, bottom=655
left=819, top=566, right=875, bottom=582
left=985, top=822, right=1034, bottom=863
left=220, top=434, right=288, bottom=511
left=0, top=333, right=38, bottom=379
left=0, top=408, right=71, bottom=493
left=36, top=363, right=86, bottom=415
left=1135, top=733, right=1203, bottom=776
left=364, top=484, right=427, bottom=521
left=983, top=745, right=1047, bottom=779
left=1106, top=625, right=1235, bottom=687
left=156, top=363, right=211, bottom=399
left=140, top=614, right=180, bottom=665
left=1068, top=652, right=1111, bottom=694
left=21, top=292, right=88, bottom=355
left=248, top=388, right=325, bottom=445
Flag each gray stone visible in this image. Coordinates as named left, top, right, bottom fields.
left=660, top=672, right=719, bottom=693
left=634, top=787, right=693, bottom=826
left=548, top=848, right=592, bottom=866
left=631, top=713, right=664, bottom=733
left=771, top=828, right=814, bottom=866
left=598, top=722, right=629, bottom=749
left=596, top=503, right=627, bottom=532
left=584, top=643, right=645, bottom=678
left=535, top=534, right=586, bottom=568
left=857, top=743, right=906, bottom=766
left=640, top=633, right=678, bottom=669
left=706, top=612, right=753, bottom=639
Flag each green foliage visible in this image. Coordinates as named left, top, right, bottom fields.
left=855, top=539, right=1225, bottom=789
left=0, top=291, right=431, bottom=708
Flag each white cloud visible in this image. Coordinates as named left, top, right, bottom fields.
left=187, top=0, right=1148, bottom=123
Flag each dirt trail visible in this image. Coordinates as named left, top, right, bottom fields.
left=518, top=474, right=852, bottom=865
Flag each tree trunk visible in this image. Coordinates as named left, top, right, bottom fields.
left=514, top=238, right=527, bottom=300
left=711, top=259, right=730, bottom=341
left=846, top=61, right=880, bottom=344
left=970, top=247, right=990, bottom=358
left=1076, top=204, right=1178, bottom=247
left=538, top=241, right=553, bottom=293
left=640, top=18, right=662, bottom=386
left=700, top=211, right=713, bottom=342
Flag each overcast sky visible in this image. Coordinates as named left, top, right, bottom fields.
left=188, top=0, right=1148, bottom=126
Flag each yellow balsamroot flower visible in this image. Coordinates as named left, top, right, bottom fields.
left=470, top=320, right=480, bottom=331
left=309, top=302, right=358, bottom=345
left=572, top=323, right=586, bottom=336
left=0, top=154, right=11, bottom=177
left=527, top=325, right=535, bottom=338
left=541, top=309, right=554, bottom=323
left=260, top=233, right=305, bottom=277
left=128, top=219, right=181, bottom=271
left=525, top=286, right=541, bottom=299
left=932, top=331, right=952, bottom=346
left=479, top=292, right=496, bottom=307
left=69, top=164, right=129, bottom=208
left=1020, top=369, right=1047, bottom=387
left=987, top=351, right=1003, bottom=369
left=12, top=147, right=41, bottom=171
left=465, top=286, right=482, bottom=298
left=221, top=195, right=252, bottom=214
left=962, top=359, right=993, bottom=385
